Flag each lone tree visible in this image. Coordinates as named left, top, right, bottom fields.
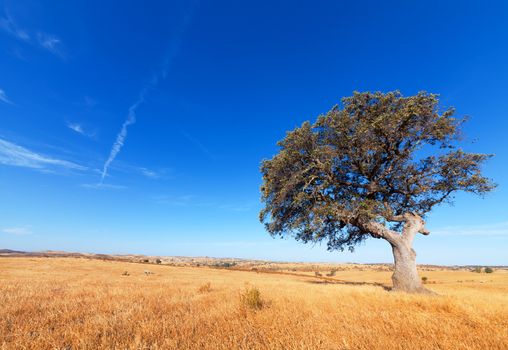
left=260, top=91, right=495, bottom=293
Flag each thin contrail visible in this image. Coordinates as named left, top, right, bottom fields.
left=99, top=94, right=144, bottom=184
left=99, top=5, right=195, bottom=185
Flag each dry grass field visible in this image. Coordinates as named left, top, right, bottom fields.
left=1, top=257, right=507, bottom=349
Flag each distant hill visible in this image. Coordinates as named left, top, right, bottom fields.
left=1, top=248, right=506, bottom=270
left=0, top=249, right=27, bottom=254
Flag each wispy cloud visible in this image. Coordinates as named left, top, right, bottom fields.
left=98, top=161, right=167, bottom=180
left=67, top=122, right=85, bottom=134
left=0, top=13, right=30, bottom=41
left=80, top=183, right=126, bottom=190
left=99, top=8, right=195, bottom=185
left=0, top=10, right=65, bottom=58
left=37, top=32, right=60, bottom=50
left=180, top=131, right=215, bottom=159
left=36, top=31, right=65, bottom=58
left=66, top=122, right=95, bottom=138
left=1, top=226, right=32, bottom=235
left=140, top=167, right=161, bottom=179
left=0, top=138, right=87, bottom=172
left=0, top=89, right=13, bottom=104
left=432, top=221, right=508, bottom=237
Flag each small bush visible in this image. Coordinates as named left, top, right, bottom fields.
left=326, top=269, right=338, bottom=277
left=315, top=271, right=322, bottom=277
left=472, top=266, right=482, bottom=273
left=240, top=287, right=263, bottom=310
left=213, top=262, right=237, bottom=268
left=421, top=276, right=428, bottom=283
left=198, top=282, right=212, bottom=293
left=122, top=271, right=130, bottom=276
left=155, top=259, right=162, bottom=264
left=485, top=267, right=494, bottom=273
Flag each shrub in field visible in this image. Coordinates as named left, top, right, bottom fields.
left=198, top=282, right=212, bottom=293
left=421, top=276, right=428, bottom=284
left=315, top=271, right=322, bottom=277
left=213, top=262, right=237, bottom=268
left=240, top=287, right=263, bottom=310
left=485, top=267, right=494, bottom=273
left=472, top=266, right=482, bottom=273
left=122, top=271, right=130, bottom=276
left=326, top=269, right=338, bottom=277
left=155, top=259, right=162, bottom=264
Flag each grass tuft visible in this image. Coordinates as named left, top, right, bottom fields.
left=198, top=282, right=212, bottom=293
left=240, top=286, right=264, bottom=310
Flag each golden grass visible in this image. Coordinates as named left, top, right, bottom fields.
left=1, top=257, right=507, bottom=349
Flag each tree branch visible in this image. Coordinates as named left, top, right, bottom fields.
left=361, top=221, right=400, bottom=245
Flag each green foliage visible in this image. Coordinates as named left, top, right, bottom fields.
left=484, top=267, right=494, bottom=273
left=260, top=91, right=495, bottom=251
left=240, top=287, right=264, bottom=310
left=472, top=266, right=482, bottom=273
left=214, top=262, right=237, bottom=268
left=326, top=269, right=338, bottom=277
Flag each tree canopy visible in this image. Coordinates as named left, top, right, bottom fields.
left=260, top=91, right=495, bottom=252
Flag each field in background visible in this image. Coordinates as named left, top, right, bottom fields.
left=1, top=257, right=507, bottom=349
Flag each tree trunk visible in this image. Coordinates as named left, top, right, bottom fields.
left=362, top=213, right=433, bottom=294
left=390, top=241, right=431, bottom=293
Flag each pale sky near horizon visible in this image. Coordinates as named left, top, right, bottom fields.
left=1, top=0, right=507, bottom=265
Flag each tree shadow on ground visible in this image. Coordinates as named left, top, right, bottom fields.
left=306, top=279, right=392, bottom=291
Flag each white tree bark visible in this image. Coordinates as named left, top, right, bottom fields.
left=366, top=213, right=432, bottom=293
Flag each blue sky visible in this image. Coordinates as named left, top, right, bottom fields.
left=0, top=1, right=507, bottom=265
